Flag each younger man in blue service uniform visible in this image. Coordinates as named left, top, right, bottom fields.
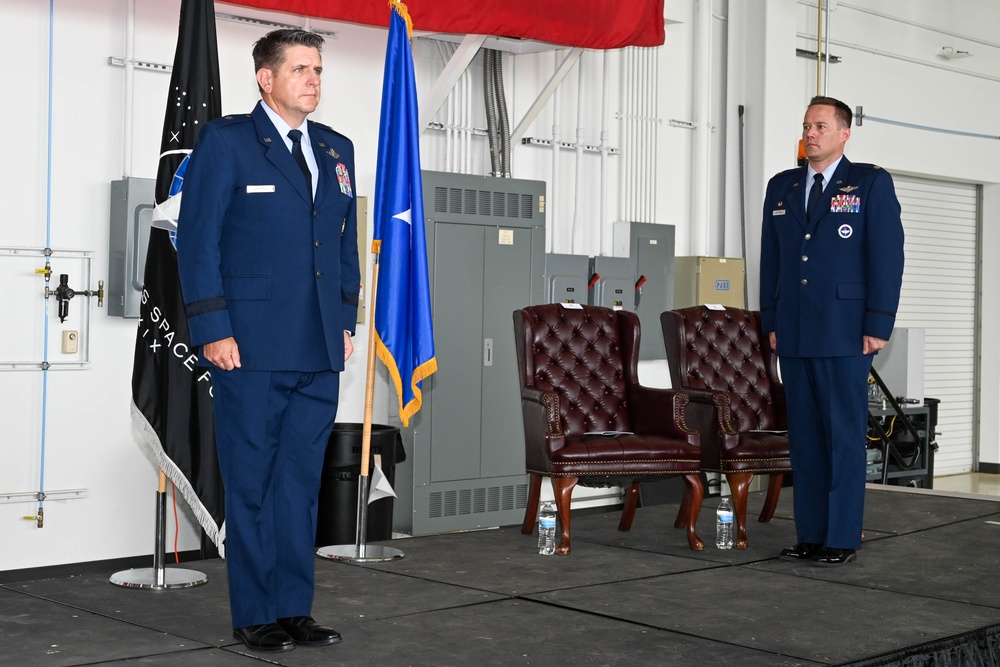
left=760, top=96, right=904, bottom=566
left=178, top=29, right=360, bottom=651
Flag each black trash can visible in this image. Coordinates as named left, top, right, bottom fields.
left=315, top=423, right=405, bottom=547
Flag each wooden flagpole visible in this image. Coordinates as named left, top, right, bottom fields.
left=316, top=239, right=403, bottom=562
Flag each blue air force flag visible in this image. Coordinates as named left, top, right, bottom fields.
left=372, top=1, right=437, bottom=427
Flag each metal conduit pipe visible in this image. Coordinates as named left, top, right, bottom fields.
left=483, top=50, right=500, bottom=176
left=493, top=50, right=512, bottom=177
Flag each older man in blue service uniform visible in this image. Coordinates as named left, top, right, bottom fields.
left=177, top=29, right=360, bottom=651
left=759, top=96, right=904, bottom=566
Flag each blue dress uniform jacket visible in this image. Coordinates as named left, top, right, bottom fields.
left=759, top=156, right=904, bottom=550
left=760, top=157, right=903, bottom=358
left=177, top=102, right=360, bottom=370
left=176, top=102, right=360, bottom=629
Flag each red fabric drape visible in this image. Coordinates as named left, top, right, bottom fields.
left=219, top=0, right=665, bottom=49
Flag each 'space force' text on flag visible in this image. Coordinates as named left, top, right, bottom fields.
left=130, top=0, right=224, bottom=552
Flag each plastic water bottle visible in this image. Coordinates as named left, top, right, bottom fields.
left=716, top=497, right=734, bottom=549
left=537, top=501, right=556, bottom=555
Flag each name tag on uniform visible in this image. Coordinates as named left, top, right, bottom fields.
left=772, top=209, right=785, bottom=216
left=246, top=185, right=275, bottom=194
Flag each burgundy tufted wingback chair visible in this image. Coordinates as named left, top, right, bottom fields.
left=661, top=306, right=791, bottom=549
left=513, top=304, right=705, bottom=555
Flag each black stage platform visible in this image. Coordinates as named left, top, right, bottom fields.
left=2, top=485, right=999, bottom=666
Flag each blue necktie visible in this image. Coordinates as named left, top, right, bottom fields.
left=807, top=173, right=824, bottom=223
left=287, top=129, right=312, bottom=201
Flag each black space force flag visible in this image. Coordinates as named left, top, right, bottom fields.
left=130, top=0, right=224, bottom=553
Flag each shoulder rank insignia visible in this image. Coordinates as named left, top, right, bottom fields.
left=840, top=185, right=858, bottom=193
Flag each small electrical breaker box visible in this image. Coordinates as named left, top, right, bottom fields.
left=108, top=177, right=156, bottom=318
left=588, top=255, right=636, bottom=311
left=544, top=253, right=589, bottom=304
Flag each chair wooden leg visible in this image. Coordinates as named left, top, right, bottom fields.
left=551, top=476, right=578, bottom=555
left=674, top=488, right=691, bottom=529
left=618, top=482, right=641, bottom=531
left=680, top=473, right=705, bottom=551
left=521, top=473, right=544, bottom=535
left=758, top=473, right=783, bottom=523
left=726, top=471, right=752, bottom=549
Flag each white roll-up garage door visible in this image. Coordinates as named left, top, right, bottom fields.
left=892, top=174, right=979, bottom=476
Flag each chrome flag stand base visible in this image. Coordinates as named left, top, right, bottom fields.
left=110, top=474, right=208, bottom=589
left=109, top=567, right=208, bottom=589
left=316, top=476, right=405, bottom=563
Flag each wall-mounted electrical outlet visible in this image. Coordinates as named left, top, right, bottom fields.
left=62, top=330, right=79, bottom=354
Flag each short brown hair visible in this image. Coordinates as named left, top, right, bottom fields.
left=252, top=29, right=324, bottom=73
left=809, top=96, right=852, bottom=128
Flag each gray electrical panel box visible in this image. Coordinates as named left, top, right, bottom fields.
left=613, top=222, right=676, bottom=360
left=544, top=253, right=589, bottom=304
left=588, top=255, right=636, bottom=311
left=108, top=177, right=155, bottom=318
left=398, top=171, right=545, bottom=536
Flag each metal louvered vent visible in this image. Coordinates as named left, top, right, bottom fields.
left=428, top=483, right=529, bottom=518
left=521, top=193, right=533, bottom=219
left=433, top=185, right=535, bottom=220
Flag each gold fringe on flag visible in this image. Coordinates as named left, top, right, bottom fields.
left=388, top=0, right=414, bottom=39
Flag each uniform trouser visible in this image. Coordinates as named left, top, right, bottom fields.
left=780, top=355, right=873, bottom=550
left=211, top=368, right=340, bottom=628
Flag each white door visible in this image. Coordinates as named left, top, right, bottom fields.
left=892, top=174, right=979, bottom=475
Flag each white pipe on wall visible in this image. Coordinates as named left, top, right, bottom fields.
left=600, top=50, right=611, bottom=255
left=619, top=47, right=631, bottom=224
left=463, top=60, right=471, bottom=174
left=437, top=43, right=453, bottom=173
left=571, top=55, right=585, bottom=254
left=123, top=0, right=135, bottom=177
left=652, top=47, right=660, bottom=224
left=643, top=48, right=653, bottom=222
left=638, top=47, right=644, bottom=221
left=550, top=50, right=560, bottom=252
left=691, top=0, right=713, bottom=255
left=823, top=0, right=832, bottom=95
left=630, top=47, right=638, bottom=222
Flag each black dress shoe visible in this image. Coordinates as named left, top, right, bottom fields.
left=232, top=623, right=295, bottom=652
left=812, top=547, right=857, bottom=566
left=779, top=542, right=822, bottom=562
left=277, top=616, right=342, bottom=646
